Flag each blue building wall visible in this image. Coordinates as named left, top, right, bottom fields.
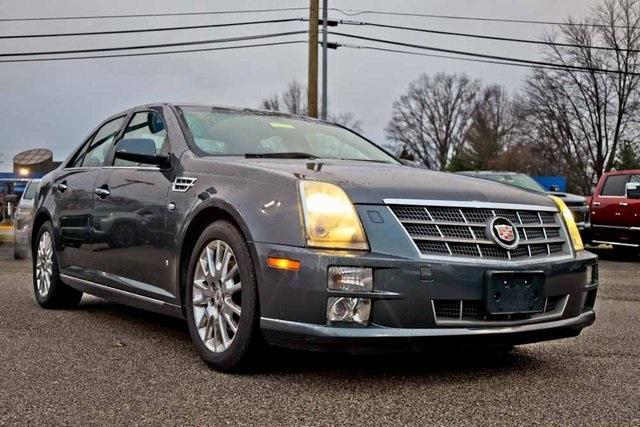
left=533, top=176, right=567, bottom=192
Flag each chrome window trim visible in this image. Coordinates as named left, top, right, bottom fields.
left=430, top=295, right=569, bottom=327
left=383, top=198, right=558, bottom=212
left=62, top=166, right=161, bottom=171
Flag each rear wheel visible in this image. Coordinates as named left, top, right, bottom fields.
left=33, top=221, right=83, bottom=308
left=185, top=221, right=260, bottom=372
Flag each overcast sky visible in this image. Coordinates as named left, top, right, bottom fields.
left=0, top=0, right=601, bottom=171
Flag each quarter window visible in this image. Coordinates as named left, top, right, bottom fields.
left=114, top=110, right=168, bottom=166
left=600, top=175, right=629, bottom=196
left=80, top=117, right=125, bottom=167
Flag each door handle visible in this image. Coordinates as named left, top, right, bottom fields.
left=55, top=182, right=68, bottom=193
left=620, top=202, right=628, bottom=207
left=94, top=187, right=110, bottom=199
left=593, top=202, right=601, bottom=207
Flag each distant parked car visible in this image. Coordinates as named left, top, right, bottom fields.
left=586, top=169, right=640, bottom=257
left=13, top=179, right=40, bottom=259
left=457, top=171, right=589, bottom=230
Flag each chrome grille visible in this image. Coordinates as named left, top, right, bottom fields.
left=389, top=202, right=571, bottom=261
left=433, top=295, right=567, bottom=325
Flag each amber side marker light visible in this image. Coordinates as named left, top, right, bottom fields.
left=267, top=257, right=301, bottom=271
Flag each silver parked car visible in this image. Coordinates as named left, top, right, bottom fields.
left=13, top=179, right=39, bottom=259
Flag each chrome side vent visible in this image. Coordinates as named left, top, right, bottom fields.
left=172, top=177, right=197, bottom=193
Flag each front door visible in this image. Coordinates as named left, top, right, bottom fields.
left=591, top=174, right=629, bottom=242
left=90, top=109, right=175, bottom=301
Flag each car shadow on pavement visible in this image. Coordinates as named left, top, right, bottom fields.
left=75, top=296, right=546, bottom=378
left=587, top=246, right=639, bottom=262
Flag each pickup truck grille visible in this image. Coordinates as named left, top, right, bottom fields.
left=388, top=203, right=571, bottom=261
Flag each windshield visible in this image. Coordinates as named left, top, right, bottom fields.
left=21, top=180, right=39, bottom=200
left=178, top=107, right=397, bottom=163
left=481, top=173, right=546, bottom=192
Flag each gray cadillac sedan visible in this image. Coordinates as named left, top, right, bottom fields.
left=31, top=104, right=598, bottom=371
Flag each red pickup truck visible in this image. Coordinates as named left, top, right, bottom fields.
left=587, top=169, right=640, bottom=256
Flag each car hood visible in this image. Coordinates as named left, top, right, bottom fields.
left=548, top=191, right=586, bottom=206
left=221, top=158, right=557, bottom=208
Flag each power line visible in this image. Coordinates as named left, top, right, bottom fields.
left=0, top=40, right=307, bottom=63
left=339, top=19, right=640, bottom=53
left=339, top=43, right=594, bottom=73
left=330, top=8, right=625, bottom=29
left=0, top=31, right=307, bottom=57
left=329, top=31, right=640, bottom=76
left=0, top=18, right=305, bottom=39
left=0, top=7, right=309, bottom=22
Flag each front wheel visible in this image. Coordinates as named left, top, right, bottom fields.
left=33, top=221, right=83, bottom=308
left=184, top=221, right=260, bottom=372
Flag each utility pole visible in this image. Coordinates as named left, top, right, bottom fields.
left=307, top=0, right=319, bottom=118
left=321, top=0, right=329, bottom=120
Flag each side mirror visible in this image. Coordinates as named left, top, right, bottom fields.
left=401, top=159, right=422, bottom=168
left=115, top=138, right=168, bottom=166
left=626, top=182, right=640, bottom=199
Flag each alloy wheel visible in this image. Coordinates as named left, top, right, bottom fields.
left=36, top=231, right=54, bottom=297
left=192, top=239, right=242, bottom=353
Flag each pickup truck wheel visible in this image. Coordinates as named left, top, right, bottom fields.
left=185, top=221, right=260, bottom=372
left=33, top=221, right=83, bottom=309
left=612, top=245, right=639, bottom=260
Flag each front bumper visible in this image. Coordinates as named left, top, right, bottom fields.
left=251, top=241, right=598, bottom=351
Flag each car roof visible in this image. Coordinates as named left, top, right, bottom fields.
left=602, top=169, right=640, bottom=176
left=458, top=171, right=525, bottom=176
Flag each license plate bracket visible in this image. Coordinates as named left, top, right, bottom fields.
left=485, top=271, right=545, bottom=315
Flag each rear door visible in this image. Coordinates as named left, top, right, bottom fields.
left=90, top=108, right=175, bottom=301
left=53, top=116, right=126, bottom=279
left=591, top=173, right=630, bottom=241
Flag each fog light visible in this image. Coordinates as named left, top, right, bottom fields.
left=328, top=266, right=373, bottom=291
left=326, top=297, right=371, bottom=325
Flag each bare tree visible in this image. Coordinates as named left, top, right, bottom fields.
left=260, top=80, right=363, bottom=132
left=455, top=84, right=517, bottom=170
left=386, top=72, right=480, bottom=170
left=520, top=0, right=640, bottom=191
left=329, top=112, right=363, bottom=133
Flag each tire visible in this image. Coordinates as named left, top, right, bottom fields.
left=184, top=221, right=260, bottom=372
left=612, top=245, right=639, bottom=260
left=32, top=221, right=83, bottom=309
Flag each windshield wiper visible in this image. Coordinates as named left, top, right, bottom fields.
left=337, top=158, right=394, bottom=164
left=244, top=152, right=317, bottom=159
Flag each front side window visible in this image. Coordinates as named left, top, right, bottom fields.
left=179, top=107, right=397, bottom=163
left=601, top=175, right=629, bottom=196
left=80, top=117, right=125, bottom=167
left=114, top=110, right=168, bottom=166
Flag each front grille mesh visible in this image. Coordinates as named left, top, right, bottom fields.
left=390, top=204, right=570, bottom=261
left=433, top=296, right=565, bottom=322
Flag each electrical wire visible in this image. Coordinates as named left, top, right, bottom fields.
left=330, top=8, right=627, bottom=29
left=339, top=43, right=595, bottom=73
left=0, top=7, right=309, bottom=22
left=0, top=40, right=307, bottom=63
left=0, top=31, right=307, bottom=57
left=329, top=31, right=640, bottom=75
left=338, top=19, right=640, bottom=53
left=0, top=18, right=305, bottom=39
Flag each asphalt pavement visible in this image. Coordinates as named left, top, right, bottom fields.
left=0, top=247, right=638, bottom=425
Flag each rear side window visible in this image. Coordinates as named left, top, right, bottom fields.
left=80, top=117, right=125, bottom=167
left=600, top=175, right=629, bottom=196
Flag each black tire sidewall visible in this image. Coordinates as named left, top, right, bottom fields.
left=184, top=221, right=259, bottom=371
left=32, top=221, right=82, bottom=308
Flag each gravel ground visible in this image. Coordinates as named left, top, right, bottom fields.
left=0, top=248, right=638, bottom=426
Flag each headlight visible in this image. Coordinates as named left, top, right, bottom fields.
left=298, top=180, right=368, bottom=250
left=549, top=195, right=584, bottom=252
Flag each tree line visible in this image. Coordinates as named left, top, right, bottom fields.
left=262, top=0, right=640, bottom=194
